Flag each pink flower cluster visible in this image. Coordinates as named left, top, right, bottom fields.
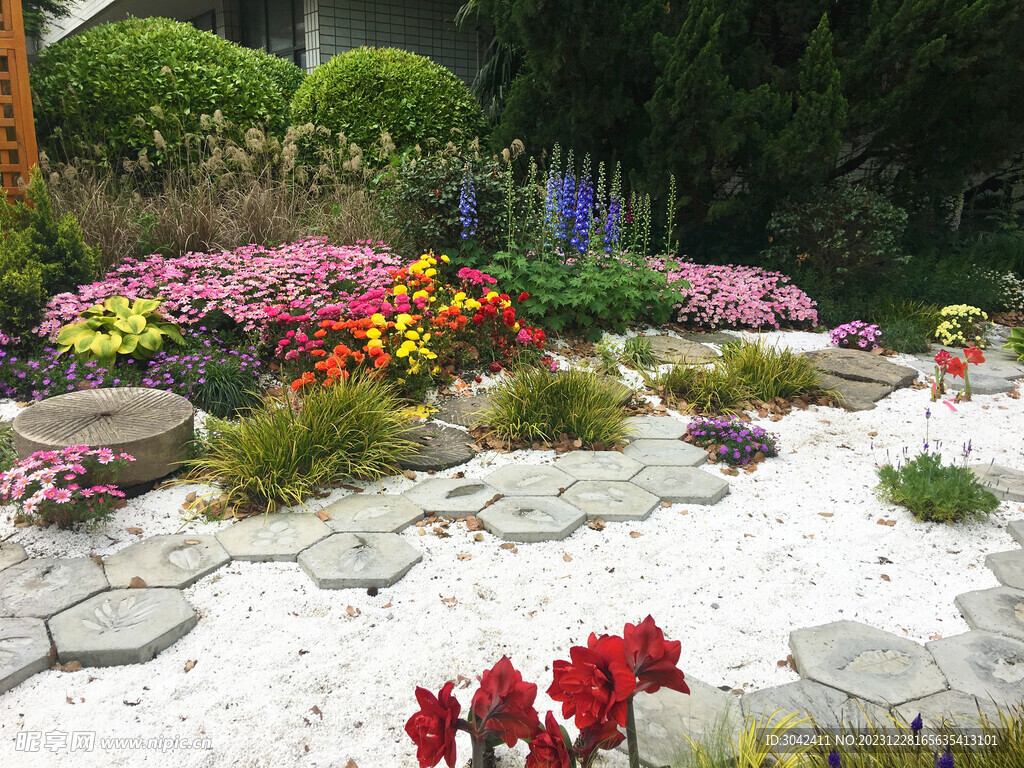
left=36, top=239, right=403, bottom=339
left=457, top=267, right=497, bottom=286
left=652, top=260, right=818, bottom=329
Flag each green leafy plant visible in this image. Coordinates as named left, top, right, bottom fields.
left=0, top=423, right=16, bottom=474
left=621, top=336, right=656, bottom=370
left=0, top=169, right=98, bottom=338
left=290, top=46, right=487, bottom=159
left=1004, top=326, right=1024, bottom=361
left=188, top=357, right=262, bottom=420
left=31, top=17, right=303, bottom=168
left=878, top=317, right=931, bottom=354
left=877, top=451, right=999, bottom=524
left=56, top=296, right=185, bottom=367
left=719, top=339, right=822, bottom=401
left=183, top=376, right=416, bottom=512
left=483, top=366, right=631, bottom=445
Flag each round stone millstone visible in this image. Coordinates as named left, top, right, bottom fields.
left=13, top=387, right=194, bottom=486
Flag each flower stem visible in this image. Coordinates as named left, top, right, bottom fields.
left=472, top=737, right=485, bottom=768
left=626, top=697, right=640, bottom=768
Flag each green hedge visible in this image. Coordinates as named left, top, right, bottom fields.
left=31, top=17, right=305, bottom=168
left=290, top=46, right=487, bottom=156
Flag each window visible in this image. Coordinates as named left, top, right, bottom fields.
left=188, top=11, right=217, bottom=33
left=241, top=0, right=306, bottom=68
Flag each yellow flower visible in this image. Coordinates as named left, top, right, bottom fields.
left=399, top=340, right=417, bottom=353
left=424, top=268, right=437, bottom=278
left=465, top=299, right=481, bottom=310
left=486, top=291, right=499, bottom=300
left=512, top=323, right=520, bottom=332
left=370, top=313, right=386, bottom=326
left=393, top=285, right=408, bottom=295
left=405, top=330, right=420, bottom=341
left=454, top=291, right=466, bottom=302
left=440, top=255, right=450, bottom=263
left=397, top=313, right=413, bottom=326
left=366, top=339, right=383, bottom=351
left=366, top=328, right=381, bottom=340
left=412, top=290, right=428, bottom=301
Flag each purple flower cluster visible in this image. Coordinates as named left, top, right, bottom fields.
left=684, top=416, right=779, bottom=466
left=459, top=174, right=477, bottom=239
left=830, top=321, right=881, bottom=350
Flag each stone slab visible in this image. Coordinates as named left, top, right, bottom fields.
left=631, top=466, right=729, bottom=505
left=1010, top=520, right=1024, bottom=547
left=432, top=396, right=492, bottom=428
left=400, top=423, right=478, bottom=472
left=942, top=373, right=1016, bottom=395
left=626, top=416, right=687, bottom=441
left=49, top=588, right=196, bottom=667
left=803, top=348, right=918, bottom=388
left=0, top=541, right=27, bottom=572
left=0, top=617, right=51, bottom=694
left=682, top=331, right=741, bottom=346
left=560, top=481, right=659, bottom=522
left=483, top=465, right=575, bottom=496
left=554, top=451, right=643, bottom=481
left=789, top=620, right=948, bottom=706
left=927, top=631, right=1024, bottom=707
left=0, top=557, right=108, bottom=619
left=895, top=689, right=1006, bottom=730
left=985, top=550, right=1024, bottom=589
left=912, top=350, right=1024, bottom=382
left=477, top=497, right=586, bottom=542
left=402, top=478, right=499, bottom=516
left=625, top=677, right=741, bottom=768
left=646, top=336, right=719, bottom=365
left=623, top=439, right=708, bottom=467
left=817, top=374, right=894, bottom=412
left=970, top=464, right=1024, bottom=503
left=12, top=387, right=194, bottom=487
left=741, top=679, right=890, bottom=731
left=321, top=495, right=425, bottom=533
left=215, top=513, right=331, bottom=562
left=955, top=587, right=1024, bottom=642
left=103, top=535, right=230, bottom=589
left=297, top=533, right=422, bottom=589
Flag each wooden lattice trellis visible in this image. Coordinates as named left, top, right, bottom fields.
left=0, top=0, right=37, bottom=201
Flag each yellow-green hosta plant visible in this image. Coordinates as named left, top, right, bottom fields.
left=56, top=296, right=185, bottom=367
left=934, top=304, right=989, bottom=348
left=1004, top=327, right=1024, bottom=362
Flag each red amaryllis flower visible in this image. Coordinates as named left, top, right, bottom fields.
left=548, top=633, right=636, bottom=729
left=575, top=718, right=626, bottom=757
left=934, top=350, right=953, bottom=368
left=405, top=682, right=461, bottom=768
left=470, top=656, right=540, bottom=747
left=623, top=616, right=691, bottom=695
left=964, top=347, right=985, bottom=365
left=525, top=712, right=571, bottom=768
left=946, top=357, right=966, bottom=378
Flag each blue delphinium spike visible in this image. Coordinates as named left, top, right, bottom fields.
left=458, top=173, right=477, bottom=239
left=935, top=747, right=954, bottom=768
left=911, top=713, right=923, bottom=734
left=827, top=749, right=841, bottom=768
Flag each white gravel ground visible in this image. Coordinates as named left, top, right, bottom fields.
left=1, top=330, right=1022, bottom=768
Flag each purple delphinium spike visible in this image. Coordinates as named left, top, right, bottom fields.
left=604, top=197, right=622, bottom=253
left=935, top=748, right=954, bottom=768
left=571, top=176, right=594, bottom=254
left=458, top=173, right=477, bottom=239
left=827, top=750, right=841, bottom=768
left=911, top=713, right=923, bottom=734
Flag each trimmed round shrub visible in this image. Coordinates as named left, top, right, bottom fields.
left=290, top=46, right=487, bottom=156
left=32, top=17, right=305, bottom=168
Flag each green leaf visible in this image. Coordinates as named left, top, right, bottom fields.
left=56, top=323, right=92, bottom=346
left=137, top=327, right=165, bottom=351
left=104, top=295, right=132, bottom=317
left=118, top=335, right=139, bottom=354
left=154, top=322, right=185, bottom=345
left=89, top=332, right=123, bottom=359
left=132, top=297, right=163, bottom=315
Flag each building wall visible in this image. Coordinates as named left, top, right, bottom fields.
left=318, top=0, right=477, bottom=84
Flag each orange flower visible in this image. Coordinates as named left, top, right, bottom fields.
left=310, top=349, right=327, bottom=357
left=374, top=353, right=391, bottom=369
left=313, top=329, right=327, bottom=338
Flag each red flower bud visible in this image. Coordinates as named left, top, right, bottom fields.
left=405, top=682, right=461, bottom=768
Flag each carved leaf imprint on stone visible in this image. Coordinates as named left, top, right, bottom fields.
left=516, top=476, right=545, bottom=488
left=81, top=596, right=159, bottom=634
left=1015, top=601, right=1024, bottom=624
left=991, top=658, right=1024, bottom=684
left=446, top=484, right=486, bottom=499
left=337, top=543, right=374, bottom=572
left=513, top=507, right=555, bottom=522
left=167, top=547, right=203, bottom=572
left=352, top=506, right=388, bottom=521
left=581, top=457, right=618, bottom=470
left=842, top=649, right=913, bottom=676
left=577, top=490, right=625, bottom=507
left=253, top=520, right=296, bottom=547
left=0, top=635, right=35, bottom=665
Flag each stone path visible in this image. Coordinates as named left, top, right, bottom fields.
left=802, top=348, right=919, bottom=412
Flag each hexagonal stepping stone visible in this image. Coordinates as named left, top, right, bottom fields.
left=985, top=550, right=1024, bottom=589
left=927, top=631, right=1024, bottom=706
left=483, top=465, right=575, bottom=496
left=103, top=535, right=229, bottom=589
left=215, top=513, right=331, bottom=562
left=433, top=396, right=491, bottom=428
left=560, top=481, right=659, bottom=522
left=0, top=541, right=27, bottom=572
left=646, top=336, right=719, bottom=365
left=554, top=451, right=644, bottom=481
left=624, top=677, right=741, bottom=767
left=626, top=415, right=686, bottom=441
left=623, top=438, right=707, bottom=467
left=895, top=689, right=1005, bottom=730
left=970, top=464, right=1024, bottom=503
left=49, top=588, right=196, bottom=667
left=803, top=348, right=918, bottom=388
left=13, top=388, right=194, bottom=486
left=631, top=466, right=729, bottom=505
left=0, top=557, right=108, bottom=619
left=297, top=533, right=421, bottom=589
left=0, top=618, right=51, bottom=694
left=789, top=620, right=948, bottom=706
left=402, top=478, right=498, bottom=516
left=477, top=497, right=586, bottom=542
left=955, top=587, right=1024, bottom=642
left=400, top=423, right=478, bottom=472
left=818, top=374, right=894, bottom=412
left=1010, top=520, right=1024, bottom=547
left=320, top=495, right=424, bottom=533
left=741, top=679, right=890, bottom=731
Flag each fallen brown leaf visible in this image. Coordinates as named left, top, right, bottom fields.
left=563, top=554, right=573, bottom=562
left=473, top=532, right=484, bottom=541
left=344, top=761, right=358, bottom=768
left=819, top=513, right=834, bottom=518
left=455, top=675, right=472, bottom=689
left=587, top=517, right=606, bottom=531
left=311, top=705, right=323, bottom=720
left=660, top=501, right=672, bottom=508
left=403, top=469, right=417, bottom=481
left=128, top=576, right=147, bottom=589
left=126, top=527, right=144, bottom=535
left=345, top=605, right=360, bottom=618
left=315, top=509, right=330, bottom=522
left=877, top=519, right=897, bottom=527
left=54, top=661, right=83, bottom=672
left=499, top=542, right=516, bottom=550
left=456, top=553, right=472, bottom=561
left=441, top=596, right=458, bottom=606
left=880, top=574, right=891, bottom=582
left=184, top=660, right=197, bottom=672
left=629, top=531, right=643, bottom=538
left=465, top=516, right=483, bottom=531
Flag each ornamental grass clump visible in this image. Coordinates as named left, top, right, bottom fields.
left=483, top=366, right=631, bottom=446
left=0, top=446, right=134, bottom=528
left=684, top=417, right=778, bottom=466
left=719, top=339, right=822, bottom=401
left=0, top=423, right=16, bottom=473
left=184, top=376, right=415, bottom=512
left=651, top=362, right=750, bottom=416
